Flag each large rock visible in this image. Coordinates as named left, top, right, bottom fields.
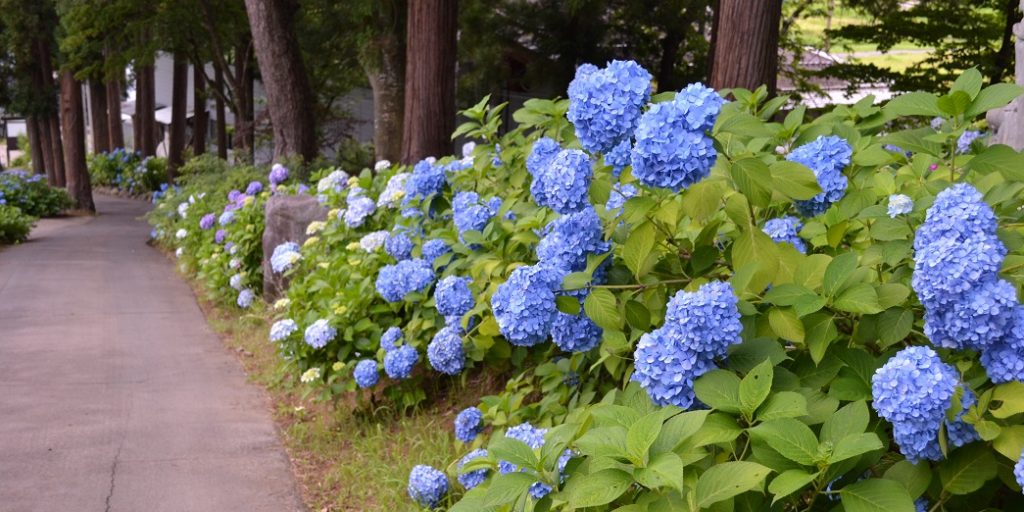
left=262, top=193, right=328, bottom=301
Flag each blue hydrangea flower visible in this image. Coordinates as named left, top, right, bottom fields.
left=381, top=326, right=403, bottom=352
left=631, top=100, right=717, bottom=191
left=422, top=238, right=451, bottom=264
left=269, top=319, right=297, bottom=342
left=979, top=307, right=1024, bottom=383
left=915, top=498, right=929, bottom=512
left=384, top=344, right=418, bottom=379
left=931, top=117, right=945, bottom=130
left=551, top=309, right=603, bottom=353
left=787, top=136, right=852, bottom=217
left=491, top=265, right=566, bottom=347
left=353, top=360, right=379, bottom=389
left=497, top=423, right=568, bottom=499
left=269, top=164, right=289, bottom=186
left=304, top=319, right=336, bottom=349
left=236, top=289, right=255, bottom=308
left=378, top=173, right=410, bottom=208
left=605, top=139, right=633, bottom=178
left=913, top=184, right=998, bottom=251
left=428, top=325, right=465, bottom=375
left=912, top=234, right=1006, bottom=309
left=530, top=149, right=593, bottom=214
left=215, top=229, right=227, bottom=244
left=957, top=130, right=983, bottom=154
left=1014, top=449, right=1024, bottom=491
left=945, top=385, right=980, bottom=449
left=888, top=194, right=914, bottom=218
left=454, top=406, right=483, bottom=443
left=344, top=196, right=376, bottom=228
left=457, top=449, right=490, bottom=490
left=245, top=181, right=263, bottom=195
left=376, top=258, right=435, bottom=302
left=633, top=327, right=716, bottom=408
left=536, top=207, right=610, bottom=272
left=871, top=346, right=959, bottom=463
left=359, top=230, right=388, bottom=252
left=435, top=276, right=475, bottom=321
left=453, top=191, right=499, bottom=241
left=405, top=159, right=447, bottom=203
left=567, top=60, right=652, bottom=153
left=270, top=241, right=302, bottom=273
left=199, top=213, right=216, bottom=230
left=763, top=216, right=806, bottom=254
left=673, top=82, right=726, bottom=132
left=605, top=182, right=638, bottom=213
left=407, top=465, right=448, bottom=508
left=218, top=210, right=236, bottom=226
left=227, top=190, right=242, bottom=203
left=385, top=231, right=414, bottom=261
left=664, top=281, right=742, bottom=360
left=922, top=278, right=1017, bottom=351
left=526, top=137, right=561, bottom=178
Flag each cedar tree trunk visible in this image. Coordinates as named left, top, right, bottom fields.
left=88, top=80, right=110, bottom=153
left=26, top=116, right=47, bottom=179
left=106, top=78, right=125, bottom=150
left=193, top=61, right=208, bottom=155
left=48, top=110, right=65, bottom=187
left=361, top=0, right=406, bottom=163
left=167, top=54, right=189, bottom=178
left=401, top=0, right=458, bottom=163
left=214, top=64, right=229, bottom=159
left=136, top=62, right=157, bottom=156
left=60, top=70, right=95, bottom=211
left=710, top=0, right=783, bottom=96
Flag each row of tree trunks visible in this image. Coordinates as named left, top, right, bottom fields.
left=88, top=80, right=110, bottom=153
left=401, top=0, right=458, bottom=163
left=59, top=70, right=95, bottom=212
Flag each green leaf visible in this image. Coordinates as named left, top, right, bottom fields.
left=625, top=300, right=651, bottom=331
left=937, top=91, right=972, bottom=116
left=695, top=461, right=772, bottom=508
left=732, top=229, right=780, bottom=293
left=764, top=283, right=818, bottom=307
left=563, top=271, right=591, bottom=290
left=484, top=472, right=537, bottom=507
left=821, top=401, right=869, bottom=445
left=804, top=313, right=838, bottom=365
left=965, top=83, right=1024, bottom=118
left=883, top=460, right=932, bottom=498
left=449, top=486, right=493, bottom=512
left=652, top=410, right=709, bottom=455
left=951, top=68, right=983, bottom=99
left=756, top=391, right=809, bottom=422
left=585, top=288, right=621, bottom=330
left=828, top=433, right=883, bottom=463
left=875, top=283, right=910, bottom=309
left=965, top=144, right=1024, bottom=181
left=724, top=192, right=753, bottom=228
left=768, top=307, right=805, bottom=343
left=556, top=295, right=581, bottom=315
left=750, top=418, right=819, bottom=466
left=771, top=161, right=822, bottom=200
left=993, top=425, right=1024, bottom=461
left=623, top=222, right=657, bottom=278
left=840, top=478, right=915, bottom=512
left=768, top=470, right=819, bottom=505
left=878, top=128, right=944, bottom=157
left=627, top=411, right=664, bottom=465
left=833, top=283, right=883, bottom=314
left=870, top=218, right=911, bottom=242
left=490, top=436, right=539, bottom=472
left=575, top=426, right=628, bottom=459
left=730, top=157, right=773, bottom=208
left=884, top=91, right=942, bottom=117
left=634, top=452, right=685, bottom=491
left=823, top=253, right=858, bottom=297
left=566, top=469, right=633, bottom=508
left=694, top=370, right=742, bottom=414
left=739, top=359, right=774, bottom=418
left=938, top=443, right=996, bottom=495
left=877, top=308, right=914, bottom=347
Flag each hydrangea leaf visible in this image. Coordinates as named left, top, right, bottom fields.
left=992, top=425, right=1024, bottom=461
left=821, top=400, right=870, bottom=446
left=833, top=283, right=883, bottom=315
left=694, top=461, right=771, bottom=508
left=822, top=252, right=858, bottom=297
left=828, top=433, right=883, bottom=464
left=877, top=307, right=913, bottom=347
left=882, top=460, right=932, bottom=499
left=965, top=83, right=1024, bottom=118
left=756, top=391, right=809, bottom=422
left=938, top=444, right=996, bottom=495
left=583, top=288, right=621, bottom=331
left=626, top=411, right=664, bottom=466
left=840, top=478, right=915, bottom=512
left=768, top=307, right=805, bottom=344
left=739, top=359, right=774, bottom=418
left=771, top=161, right=822, bottom=201
left=633, top=452, right=685, bottom=492
left=622, top=222, right=657, bottom=278
left=694, top=370, right=742, bottom=414
left=729, top=157, right=773, bottom=208
left=750, top=418, right=819, bottom=466
left=489, top=436, right=540, bottom=472
left=989, top=382, right=1024, bottom=419
left=769, top=469, right=819, bottom=506
left=651, top=410, right=709, bottom=455
left=884, top=91, right=942, bottom=117
left=483, top=471, right=537, bottom=508
left=964, top=144, right=1024, bottom=181
left=564, top=468, right=633, bottom=508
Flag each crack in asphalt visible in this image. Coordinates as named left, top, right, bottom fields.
left=104, top=441, right=123, bottom=512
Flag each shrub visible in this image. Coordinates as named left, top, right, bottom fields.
left=89, top=149, right=166, bottom=194
left=0, top=169, right=72, bottom=216
left=0, top=204, right=35, bottom=244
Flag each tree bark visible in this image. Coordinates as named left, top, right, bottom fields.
left=136, top=61, right=157, bottom=157
left=710, top=0, right=783, bottom=96
left=992, top=0, right=1020, bottom=83
left=401, top=0, right=458, bottom=163
left=88, top=80, right=110, bottom=153
left=60, top=70, right=94, bottom=211
left=243, top=0, right=318, bottom=162
left=167, top=54, right=189, bottom=178
left=106, top=77, right=125, bottom=150
left=233, top=39, right=255, bottom=162
left=214, top=64, right=229, bottom=159
left=26, top=116, right=47, bottom=179
left=361, top=0, right=406, bottom=164
left=193, top=61, right=208, bottom=155
left=48, top=110, right=65, bottom=188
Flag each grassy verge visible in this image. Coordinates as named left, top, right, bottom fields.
left=188, top=279, right=493, bottom=511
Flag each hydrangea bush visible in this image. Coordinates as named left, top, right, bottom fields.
left=151, top=65, right=1024, bottom=511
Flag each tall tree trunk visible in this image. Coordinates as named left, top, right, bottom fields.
left=232, top=39, right=255, bottom=163
left=710, top=0, right=783, bottom=96
left=992, top=0, right=1020, bottom=83
left=60, top=70, right=94, bottom=211
left=106, top=77, right=125, bottom=150
left=214, top=64, right=228, bottom=159
left=244, top=0, right=318, bottom=162
left=167, top=54, right=189, bottom=178
left=26, top=116, right=47, bottom=179
left=48, top=110, right=66, bottom=188
left=36, top=114, right=56, bottom=183
left=88, top=80, right=110, bottom=153
left=401, top=0, right=458, bottom=163
left=30, top=36, right=61, bottom=185
left=193, top=61, right=208, bottom=155
left=361, top=0, right=406, bottom=164
left=136, top=61, right=157, bottom=157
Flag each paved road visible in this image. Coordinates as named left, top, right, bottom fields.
left=0, top=195, right=304, bottom=512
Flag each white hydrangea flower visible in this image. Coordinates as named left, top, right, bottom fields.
left=461, top=141, right=476, bottom=158
left=228, top=244, right=239, bottom=255
left=306, top=221, right=326, bottom=235
left=229, top=258, right=241, bottom=270
left=376, top=173, right=410, bottom=208
left=300, top=367, right=322, bottom=383
left=177, top=202, right=190, bottom=218
left=229, top=273, right=244, bottom=291
left=374, top=160, right=392, bottom=172
left=359, top=230, right=389, bottom=252
left=273, top=298, right=291, bottom=310
left=175, top=247, right=183, bottom=259
left=316, top=169, right=349, bottom=194
left=175, top=228, right=187, bottom=240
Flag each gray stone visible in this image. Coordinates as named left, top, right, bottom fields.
left=988, top=1, right=1024, bottom=151
left=262, top=193, right=327, bottom=300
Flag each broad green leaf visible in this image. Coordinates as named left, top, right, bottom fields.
left=965, top=83, right=1024, bottom=118
left=732, top=229, right=780, bottom=293
left=683, top=178, right=728, bottom=222
left=627, top=412, right=664, bottom=465
left=585, top=288, right=621, bottom=330
left=694, top=370, right=742, bottom=414
left=938, top=444, right=996, bottom=494
left=625, top=300, right=651, bottom=331
left=877, top=128, right=944, bottom=157
left=993, top=426, right=1024, bottom=461
left=556, top=295, right=581, bottom=315
left=768, top=307, right=805, bottom=343
left=623, top=222, right=657, bottom=278
left=652, top=410, right=709, bottom=455
left=575, top=426, right=628, bottom=459
left=823, top=252, right=858, bottom=297
left=937, top=91, right=972, bottom=116
left=833, top=283, right=883, bottom=314
left=828, top=433, right=883, bottom=463
left=634, top=452, right=685, bottom=491
left=771, top=161, right=822, bottom=200
left=756, top=391, right=809, bottom=422
left=877, top=308, right=914, bottom=347
left=764, top=283, right=818, bottom=307
left=490, top=436, right=539, bottom=471
left=884, top=91, right=941, bottom=117
left=566, top=469, right=633, bottom=508
left=728, top=338, right=790, bottom=374
left=739, top=359, right=774, bottom=418
left=563, top=271, right=591, bottom=290
left=821, top=401, right=869, bottom=445
left=840, top=478, right=915, bottom=512
left=768, top=469, right=819, bottom=505
left=875, top=283, right=910, bottom=309
left=966, top=144, right=1024, bottom=181
left=750, top=418, right=819, bottom=466
left=695, top=461, right=772, bottom=508
left=883, top=460, right=932, bottom=498
left=989, top=381, right=1024, bottom=418
left=724, top=192, right=754, bottom=228
left=951, top=68, right=983, bottom=99
left=449, top=486, right=494, bottom=512
left=484, top=471, right=538, bottom=507
left=690, top=412, right=743, bottom=447
left=730, top=157, right=773, bottom=207
left=804, top=313, right=838, bottom=365
left=870, top=218, right=911, bottom=242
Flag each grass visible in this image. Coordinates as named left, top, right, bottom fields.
left=189, top=280, right=495, bottom=511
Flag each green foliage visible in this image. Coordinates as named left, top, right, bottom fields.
left=88, top=149, right=166, bottom=193
left=0, top=170, right=72, bottom=217
left=0, top=204, right=36, bottom=244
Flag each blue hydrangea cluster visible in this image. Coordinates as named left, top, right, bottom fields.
left=380, top=326, right=403, bottom=352
left=269, top=319, right=297, bottom=342
left=674, top=83, right=727, bottom=131
left=343, top=196, right=376, bottom=228
left=405, top=159, right=447, bottom=203
left=215, top=229, right=227, bottom=244
left=384, top=344, right=418, bottom=379
left=199, top=213, right=216, bottom=230
left=979, top=307, right=1024, bottom=383
left=631, top=87, right=720, bottom=191
left=453, top=191, right=500, bottom=240
left=422, top=238, right=451, bottom=263
left=1015, top=449, right=1024, bottom=491
left=353, top=359, right=379, bottom=389
left=236, top=289, right=255, bottom=308
left=913, top=184, right=999, bottom=251
left=218, top=210, right=236, bottom=226
left=435, top=276, right=475, bottom=322
left=888, top=194, right=914, bottom=218
left=551, top=308, right=603, bottom=352
left=957, top=130, right=983, bottom=154
left=526, top=137, right=561, bottom=178
left=270, top=241, right=301, bottom=273
left=454, top=406, right=483, bottom=443
left=384, top=231, right=414, bottom=260
left=407, top=465, right=448, bottom=508
left=457, top=449, right=489, bottom=490
left=491, top=264, right=565, bottom=347
left=787, top=136, right=852, bottom=217
left=536, top=207, right=610, bottom=272
left=376, top=258, right=435, bottom=302
left=605, top=182, right=638, bottom=213
left=871, top=346, right=965, bottom=463
left=633, top=281, right=742, bottom=407
left=567, top=60, right=652, bottom=154
left=530, top=149, right=593, bottom=214
left=605, top=139, right=633, bottom=178
left=762, top=216, right=806, bottom=254
left=269, top=164, right=289, bottom=186
left=923, top=279, right=1017, bottom=351
left=914, top=498, right=929, bottom=512
left=245, top=181, right=263, bottom=195
left=304, top=319, right=336, bottom=349
left=428, top=325, right=465, bottom=375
